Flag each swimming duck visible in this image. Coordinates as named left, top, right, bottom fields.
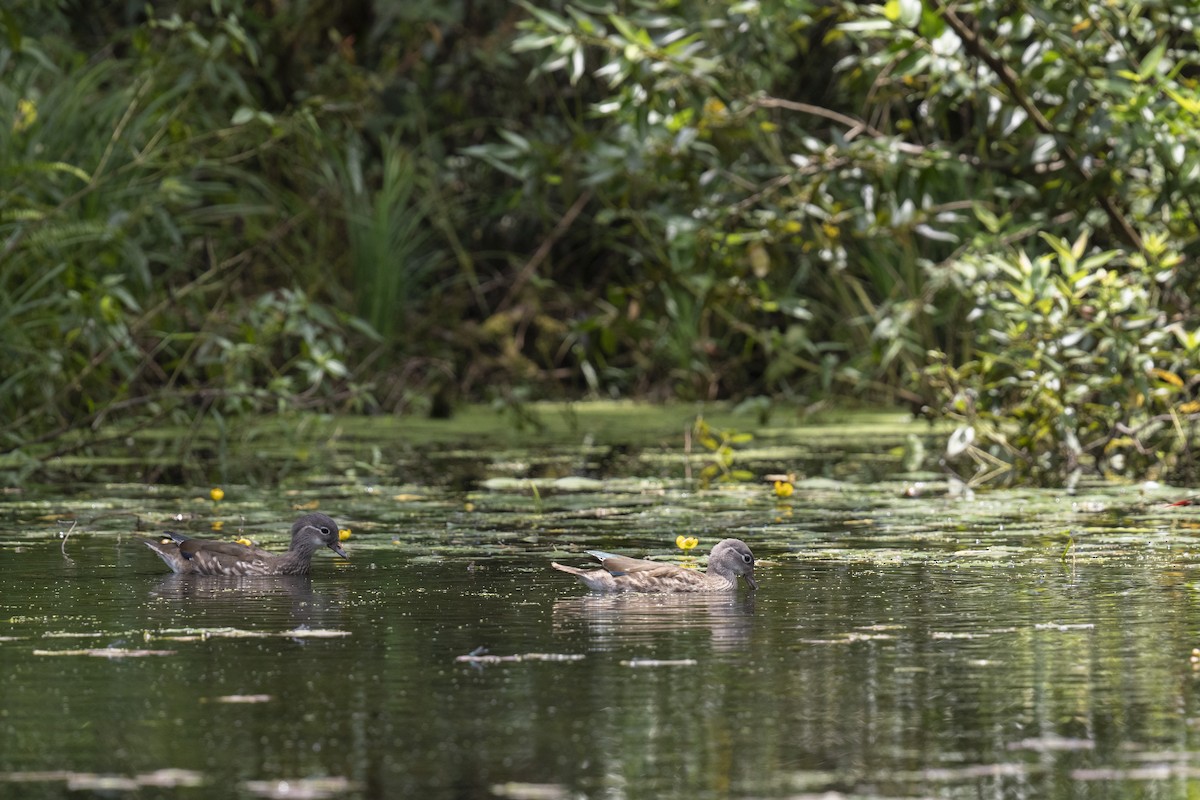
left=143, top=513, right=348, bottom=576
left=552, top=538, right=757, bottom=593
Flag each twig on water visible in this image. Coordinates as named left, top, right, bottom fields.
left=60, top=520, right=77, bottom=560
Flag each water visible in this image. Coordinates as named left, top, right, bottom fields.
left=2, top=406, right=1200, bottom=798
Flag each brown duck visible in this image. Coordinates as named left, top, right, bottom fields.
left=143, top=513, right=348, bottom=576
left=552, top=539, right=758, bottom=593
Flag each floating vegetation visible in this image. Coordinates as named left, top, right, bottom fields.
left=455, top=651, right=586, bottom=664
left=0, top=769, right=204, bottom=789
left=32, top=648, right=176, bottom=658
left=212, top=694, right=273, bottom=704
left=1072, top=766, right=1200, bottom=780
left=1008, top=736, right=1096, bottom=752
left=490, top=782, right=571, bottom=800
left=283, top=628, right=352, bottom=639
left=241, top=776, right=358, bottom=799
left=890, top=763, right=1030, bottom=782
left=1033, top=623, right=1095, bottom=632
left=149, top=627, right=351, bottom=640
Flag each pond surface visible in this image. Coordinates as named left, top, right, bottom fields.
left=2, top=403, right=1200, bottom=799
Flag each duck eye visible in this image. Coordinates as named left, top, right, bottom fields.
left=320, top=527, right=331, bottom=535
left=742, top=553, right=753, bottom=564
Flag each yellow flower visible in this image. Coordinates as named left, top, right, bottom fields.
left=210, top=487, right=225, bottom=502
left=338, top=528, right=352, bottom=541
left=234, top=536, right=252, bottom=547
left=14, top=98, right=37, bottom=133
left=676, top=535, right=699, bottom=551
left=704, top=97, right=727, bottom=116
left=773, top=480, right=794, bottom=498
left=210, top=520, right=224, bottom=531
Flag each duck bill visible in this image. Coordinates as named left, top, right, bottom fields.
left=743, top=573, right=758, bottom=590
left=329, top=542, right=349, bottom=559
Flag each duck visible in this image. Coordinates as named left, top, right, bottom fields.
left=551, top=538, right=757, bottom=593
left=142, top=513, right=348, bottom=576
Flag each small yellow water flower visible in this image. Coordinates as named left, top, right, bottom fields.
left=773, top=480, right=794, bottom=498
left=234, top=536, right=252, bottom=547
left=676, top=535, right=699, bottom=551
left=210, top=487, right=225, bottom=502
left=338, top=528, right=352, bottom=541
left=210, top=520, right=224, bottom=531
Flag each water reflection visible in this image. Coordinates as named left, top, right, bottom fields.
left=9, top=464, right=1200, bottom=799
left=147, top=574, right=341, bottom=627
left=551, top=591, right=755, bottom=651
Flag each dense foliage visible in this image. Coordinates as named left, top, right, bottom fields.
left=2, top=0, right=1199, bottom=484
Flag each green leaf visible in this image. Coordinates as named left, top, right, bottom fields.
left=838, top=19, right=893, bottom=33
left=518, top=0, right=571, bottom=33
left=973, top=204, right=1001, bottom=233
left=43, top=161, right=92, bottom=184
left=496, top=129, right=532, bottom=151
left=1137, top=40, right=1166, bottom=80
left=1165, top=88, right=1200, bottom=116
left=565, top=5, right=599, bottom=34
left=885, top=0, right=921, bottom=27
left=231, top=107, right=257, bottom=125
left=1079, top=250, right=1119, bottom=271
left=570, top=43, right=585, bottom=85
left=0, top=6, right=20, bottom=50
left=1038, top=232, right=1075, bottom=266
left=608, top=14, right=641, bottom=43
left=512, top=33, right=558, bottom=53
left=917, top=5, right=945, bottom=38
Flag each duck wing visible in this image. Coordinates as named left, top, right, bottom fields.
left=609, top=563, right=712, bottom=591
left=587, top=550, right=676, bottom=576
left=169, top=536, right=273, bottom=575
left=176, top=538, right=262, bottom=560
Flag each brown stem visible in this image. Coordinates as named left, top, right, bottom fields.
left=497, top=189, right=593, bottom=312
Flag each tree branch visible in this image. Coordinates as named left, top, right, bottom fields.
left=932, top=0, right=1143, bottom=250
